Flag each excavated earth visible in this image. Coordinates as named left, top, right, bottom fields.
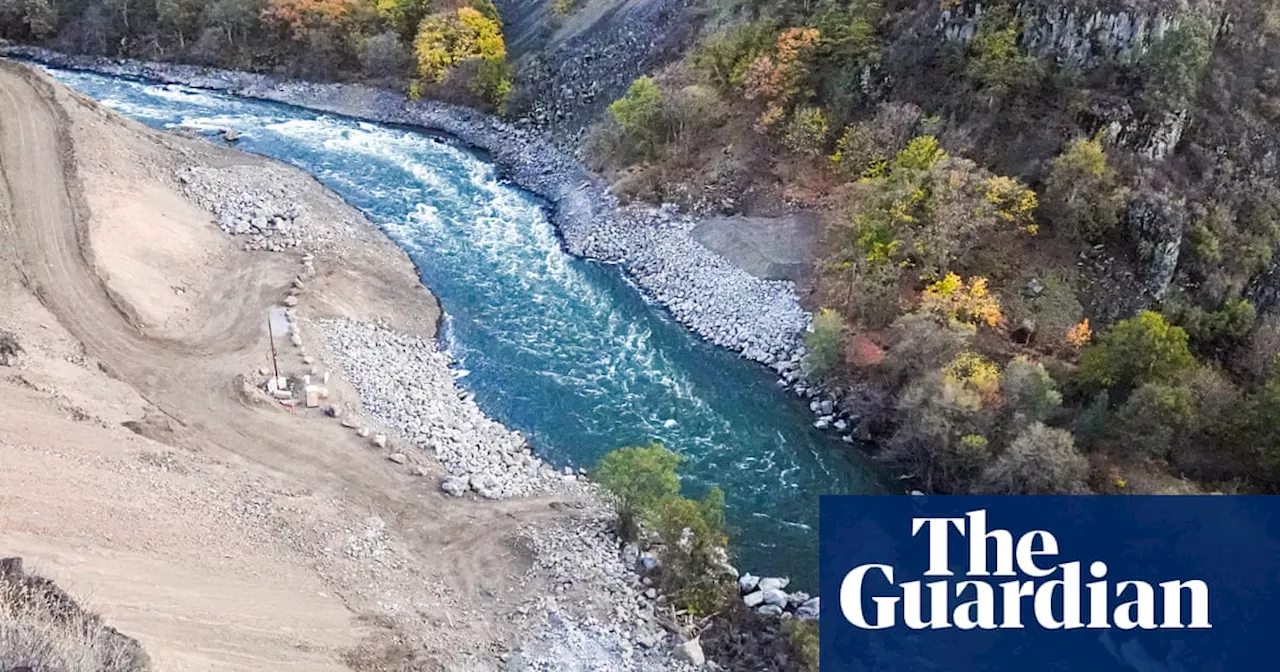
left=0, top=61, right=685, bottom=671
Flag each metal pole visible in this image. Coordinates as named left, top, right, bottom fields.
left=267, top=314, right=280, bottom=381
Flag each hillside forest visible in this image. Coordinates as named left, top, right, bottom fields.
left=4, top=0, right=1280, bottom=499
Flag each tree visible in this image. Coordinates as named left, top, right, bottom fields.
left=1108, top=382, right=1196, bottom=461
left=782, top=105, right=829, bottom=155
left=653, top=489, right=730, bottom=614
left=1001, top=356, right=1062, bottom=429
left=375, top=0, right=427, bottom=38
left=920, top=273, right=1003, bottom=328
left=741, top=27, right=820, bottom=129
left=607, top=76, right=665, bottom=159
left=156, top=0, right=204, bottom=47
left=964, top=9, right=1040, bottom=102
left=1140, top=17, right=1213, bottom=113
left=261, top=0, right=353, bottom=41
left=413, top=6, right=510, bottom=105
left=1078, top=310, right=1195, bottom=396
left=360, top=30, right=407, bottom=75
left=204, top=0, right=260, bottom=46
left=592, top=443, right=682, bottom=540
left=22, top=0, right=57, bottom=38
left=978, top=423, right=1089, bottom=494
left=803, top=308, right=845, bottom=376
left=1043, top=137, right=1129, bottom=243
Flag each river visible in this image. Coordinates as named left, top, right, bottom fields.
left=47, top=67, right=888, bottom=590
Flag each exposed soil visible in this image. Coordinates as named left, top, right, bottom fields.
left=0, top=60, right=606, bottom=670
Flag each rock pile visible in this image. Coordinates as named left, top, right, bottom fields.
left=514, top=513, right=692, bottom=670
left=319, top=319, right=560, bottom=499
left=582, top=204, right=809, bottom=364
left=736, top=573, right=819, bottom=621
left=174, top=165, right=333, bottom=252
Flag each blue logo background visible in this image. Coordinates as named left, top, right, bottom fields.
left=819, top=496, right=1280, bottom=671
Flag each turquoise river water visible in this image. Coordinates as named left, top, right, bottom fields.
left=49, top=67, right=888, bottom=590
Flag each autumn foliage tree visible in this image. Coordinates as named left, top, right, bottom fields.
left=413, top=6, right=510, bottom=106
left=741, top=27, right=820, bottom=129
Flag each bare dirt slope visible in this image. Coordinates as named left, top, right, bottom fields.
left=0, top=61, right=592, bottom=670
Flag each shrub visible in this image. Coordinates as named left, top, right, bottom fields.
left=666, top=84, right=725, bottom=154
left=1175, top=298, right=1257, bottom=360
left=0, top=557, right=151, bottom=672
left=360, top=31, right=408, bottom=76
left=886, top=373, right=993, bottom=492
left=653, top=490, right=730, bottom=615
left=942, top=351, right=1001, bottom=407
left=1236, top=313, right=1280, bottom=385
left=978, top=423, right=1089, bottom=494
left=920, top=273, right=1003, bottom=328
left=1042, top=137, right=1129, bottom=244
left=964, top=9, right=1041, bottom=101
left=693, top=21, right=778, bottom=90
left=829, top=102, right=922, bottom=178
left=783, top=106, right=829, bottom=155
left=1108, top=382, right=1197, bottom=461
left=607, top=76, right=666, bottom=159
left=1001, top=356, right=1062, bottom=428
left=592, top=443, right=682, bottom=540
left=741, top=27, right=821, bottom=130
left=804, top=308, right=846, bottom=376
left=783, top=619, right=819, bottom=672
left=882, top=312, right=973, bottom=386
left=1078, top=311, right=1194, bottom=396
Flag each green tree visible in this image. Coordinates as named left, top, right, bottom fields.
left=653, top=489, right=730, bottom=614
left=22, top=0, right=57, bottom=38
left=1043, top=136, right=1129, bottom=243
left=1001, top=356, right=1062, bottom=429
left=375, top=0, right=428, bottom=38
left=1140, top=17, right=1213, bottom=113
left=1108, top=382, right=1197, bottom=461
left=592, top=443, right=682, bottom=539
left=1078, top=311, right=1195, bottom=396
left=204, top=0, right=260, bottom=46
left=156, top=0, right=204, bottom=47
left=964, top=10, right=1040, bottom=102
left=607, top=76, right=666, bottom=159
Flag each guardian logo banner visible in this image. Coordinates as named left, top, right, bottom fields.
left=819, top=496, right=1280, bottom=671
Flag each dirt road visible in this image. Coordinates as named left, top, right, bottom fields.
left=0, top=61, right=589, bottom=670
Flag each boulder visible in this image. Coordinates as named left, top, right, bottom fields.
left=372, top=434, right=388, bottom=449
left=742, top=590, right=765, bottom=608
left=761, top=588, right=788, bottom=607
left=757, top=604, right=784, bottom=617
left=387, top=452, right=406, bottom=464
left=673, top=638, right=705, bottom=667
left=737, top=573, right=759, bottom=594
left=796, top=597, right=820, bottom=621
left=758, top=577, right=789, bottom=592
left=441, top=476, right=469, bottom=497
left=283, top=295, right=299, bottom=307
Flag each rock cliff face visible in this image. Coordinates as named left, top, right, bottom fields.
left=937, top=0, right=1224, bottom=67
left=497, top=0, right=700, bottom=142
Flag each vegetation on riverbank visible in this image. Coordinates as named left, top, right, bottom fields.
left=593, top=444, right=817, bottom=669
left=0, top=0, right=511, bottom=106
left=585, top=0, right=1280, bottom=497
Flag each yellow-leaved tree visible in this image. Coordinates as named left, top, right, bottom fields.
left=414, top=6, right=511, bottom=106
